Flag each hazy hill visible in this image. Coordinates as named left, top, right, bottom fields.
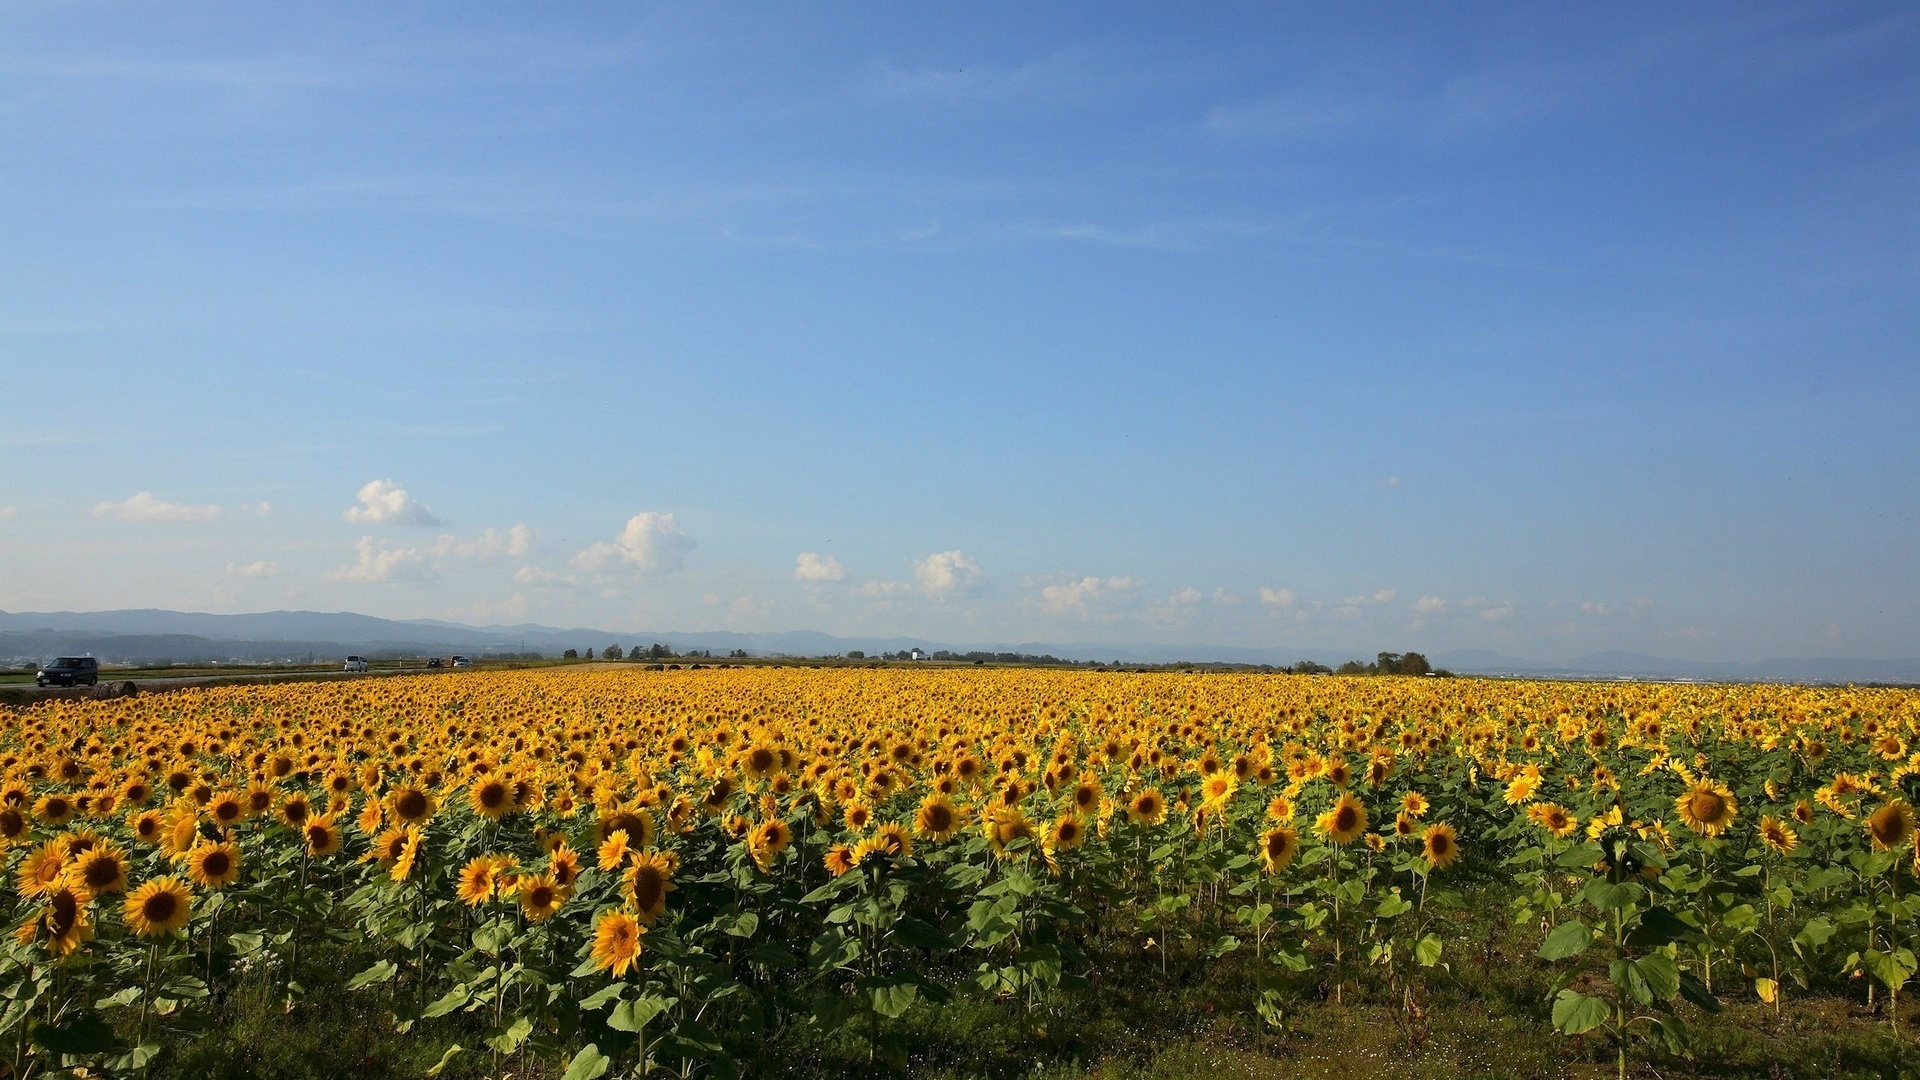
left=1, top=609, right=1914, bottom=684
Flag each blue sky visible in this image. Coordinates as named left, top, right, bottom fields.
left=1, top=2, right=1914, bottom=659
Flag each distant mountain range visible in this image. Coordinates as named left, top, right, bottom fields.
left=1, top=608, right=1915, bottom=685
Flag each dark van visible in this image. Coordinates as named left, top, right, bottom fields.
left=37, top=657, right=99, bottom=687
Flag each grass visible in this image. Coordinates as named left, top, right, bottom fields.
left=133, top=879, right=1920, bottom=1080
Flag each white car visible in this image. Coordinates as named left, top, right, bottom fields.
left=343, top=656, right=369, bottom=673
left=450, top=655, right=472, bottom=668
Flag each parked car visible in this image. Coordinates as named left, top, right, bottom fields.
left=36, top=657, right=99, bottom=687
left=450, top=655, right=472, bottom=668
left=426, top=657, right=443, bottom=668
left=343, top=656, right=369, bottom=673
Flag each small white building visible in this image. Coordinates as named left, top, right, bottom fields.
left=909, top=648, right=926, bottom=661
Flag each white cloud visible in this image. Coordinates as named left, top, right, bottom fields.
left=571, top=513, right=695, bottom=578
left=912, top=550, right=983, bottom=597
left=0, top=506, right=17, bottom=521
left=226, top=560, right=279, bottom=579
left=343, top=479, right=444, bottom=527
left=93, top=492, right=222, bottom=523
left=458, top=524, right=534, bottom=561
left=1579, top=601, right=1611, bottom=616
left=1414, top=595, right=1446, bottom=614
left=513, top=565, right=575, bottom=589
left=1376, top=476, right=1403, bottom=490
left=1036, top=575, right=1141, bottom=617
left=794, top=552, right=846, bottom=583
left=1373, top=588, right=1398, bottom=604
left=1211, top=588, right=1243, bottom=606
left=1479, top=603, right=1516, bottom=621
left=1257, top=586, right=1297, bottom=608
left=855, top=580, right=917, bottom=600
left=1167, top=586, right=1205, bottom=606
left=239, top=501, right=272, bottom=517
left=330, top=536, right=435, bottom=584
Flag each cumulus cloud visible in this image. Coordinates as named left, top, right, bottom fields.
left=330, top=536, right=436, bottom=584
left=571, top=513, right=695, bottom=578
left=343, top=479, right=445, bottom=527
left=1479, top=603, right=1516, bottom=621
left=855, top=580, right=918, bottom=600
left=225, top=560, right=279, bottom=579
left=0, top=506, right=17, bottom=521
left=240, top=501, right=272, bottom=517
left=912, top=550, right=983, bottom=597
left=1035, top=575, right=1141, bottom=617
left=1414, top=595, right=1446, bottom=614
left=513, top=565, right=575, bottom=589
left=1376, top=476, right=1403, bottom=490
left=459, top=524, right=534, bottom=561
left=1257, top=586, right=1297, bottom=608
left=93, top=492, right=222, bottom=523
left=1579, top=601, right=1611, bottom=616
left=794, top=552, right=846, bottom=583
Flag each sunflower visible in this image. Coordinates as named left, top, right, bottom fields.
left=597, top=829, right=632, bottom=871
left=277, top=794, right=312, bottom=830
left=1257, top=825, right=1299, bottom=874
left=914, top=795, right=961, bottom=841
left=35, top=883, right=93, bottom=959
left=624, top=851, right=677, bottom=921
left=1503, top=772, right=1541, bottom=806
left=590, top=909, right=645, bottom=977
left=549, top=843, right=583, bottom=890
left=1316, top=792, right=1368, bottom=845
left=355, top=796, right=384, bottom=836
left=1200, top=771, right=1238, bottom=810
left=32, top=793, right=75, bottom=828
left=305, top=815, right=342, bottom=857
left=469, top=779, right=517, bottom=820
left=367, top=825, right=410, bottom=869
left=1758, top=815, right=1797, bottom=856
left=1675, top=779, right=1738, bottom=837
left=390, top=827, right=423, bottom=882
left=62, top=840, right=127, bottom=896
left=843, top=801, right=873, bottom=832
left=751, top=818, right=793, bottom=856
left=16, top=839, right=69, bottom=899
left=1791, top=799, right=1815, bottom=826
left=206, top=790, right=246, bottom=830
left=185, top=841, right=241, bottom=890
left=1070, top=777, right=1102, bottom=816
left=387, top=785, right=436, bottom=825
left=822, top=843, right=858, bottom=877
left=873, top=822, right=914, bottom=858
left=1422, top=823, right=1460, bottom=869
left=1266, top=795, right=1295, bottom=822
left=1401, top=791, right=1429, bottom=819
left=457, top=854, right=511, bottom=906
left=1867, top=800, right=1917, bottom=852
left=1126, top=788, right=1167, bottom=826
left=1527, top=802, right=1578, bottom=839
left=0, top=806, right=27, bottom=846
left=1048, top=814, right=1086, bottom=852
left=519, top=873, right=565, bottom=921
left=983, top=806, right=1037, bottom=857
left=124, top=876, right=193, bottom=938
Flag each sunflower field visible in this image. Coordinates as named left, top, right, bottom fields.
left=2, top=667, right=1918, bottom=1078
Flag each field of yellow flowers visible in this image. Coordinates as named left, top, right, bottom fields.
left=3, top=666, right=1918, bottom=1078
